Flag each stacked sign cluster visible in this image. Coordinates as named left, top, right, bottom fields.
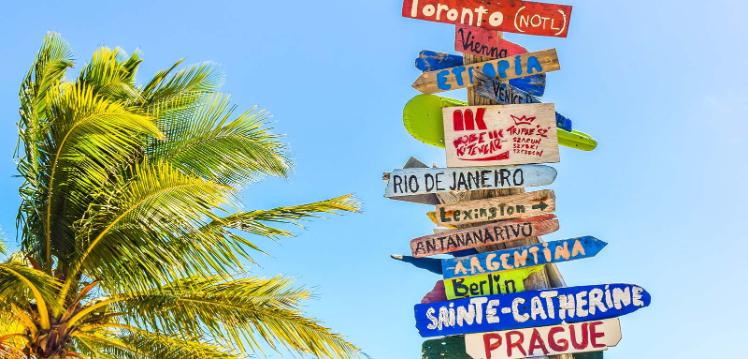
left=384, top=1, right=651, bottom=358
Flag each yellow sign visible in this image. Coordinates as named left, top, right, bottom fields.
left=444, top=266, right=541, bottom=300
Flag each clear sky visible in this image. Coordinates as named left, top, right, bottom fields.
left=1, top=0, right=746, bottom=357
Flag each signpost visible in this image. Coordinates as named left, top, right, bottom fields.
left=387, top=2, right=648, bottom=357
left=465, top=319, right=622, bottom=359
left=416, top=50, right=547, bottom=97
left=403, top=94, right=597, bottom=151
left=455, top=26, right=526, bottom=58
left=434, top=189, right=556, bottom=227
left=416, top=50, right=545, bottom=96
left=384, top=165, right=556, bottom=198
left=412, top=49, right=560, bottom=94
left=443, top=267, right=542, bottom=299
left=414, top=283, right=651, bottom=337
left=402, top=0, right=573, bottom=38
left=442, top=236, right=607, bottom=279
left=443, top=103, right=560, bottom=167
left=411, top=214, right=560, bottom=257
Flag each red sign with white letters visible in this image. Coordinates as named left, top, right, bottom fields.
left=403, top=0, right=572, bottom=38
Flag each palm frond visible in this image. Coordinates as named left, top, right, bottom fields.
left=62, top=161, right=235, bottom=296
left=16, top=32, right=74, bottom=269
left=149, top=93, right=289, bottom=185
left=77, top=47, right=143, bottom=103
left=0, top=262, right=61, bottom=329
left=105, top=276, right=358, bottom=358
left=40, top=82, right=163, bottom=269
left=122, top=328, right=238, bottom=359
left=219, top=194, right=360, bottom=238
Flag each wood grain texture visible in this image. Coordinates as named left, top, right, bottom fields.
left=412, top=49, right=560, bottom=94
left=402, top=94, right=596, bottom=151
left=410, top=214, right=560, bottom=257
left=434, top=189, right=556, bottom=227
left=465, top=319, right=621, bottom=359
left=402, top=0, right=573, bottom=38
left=416, top=50, right=547, bottom=97
left=443, top=103, right=560, bottom=167
left=385, top=164, right=557, bottom=199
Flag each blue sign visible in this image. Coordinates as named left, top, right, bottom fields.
left=415, top=50, right=547, bottom=97
left=442, top=237, right=606, bottom=280
left=413, top=284, right=651, bottom=338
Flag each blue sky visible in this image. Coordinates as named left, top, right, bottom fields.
left=1, top=0, right=746, bottom=357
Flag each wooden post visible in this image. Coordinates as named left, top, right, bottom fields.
left=439, top=31, right=573, bottom=359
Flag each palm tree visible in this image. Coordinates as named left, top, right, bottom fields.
left=0, top=33, right=360, bottom=358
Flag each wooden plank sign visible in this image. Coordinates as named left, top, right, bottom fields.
left=413, top=284, right=651, bottom=337
left=455, top=26, right=526, bottom=58
left=402, top=0, right=573, bottom=38
left=403, top=94, right=597, bottom=151
left=415, top=50, right=547, bottom=97
left=474, top=74, right=573, bottom=131
left=384, top=165, right=557, bottom=199
left=411, top=214, right=559, bottom=257
left=422, top=336, right=470, bottom=359
left=443, top=103, right=560, bottom=167
left=444, top=267, right=542, bottom=300
left=442, top=236, right=607, bottom=279
left=412, top=49, right=560, bottom=94
left=465, top=319, right=622, bottom=359
left=434, top=190, right=556, bottom=227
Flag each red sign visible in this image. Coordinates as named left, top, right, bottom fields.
left=455, top=26, right=527, bottom=58
left=403, top=0, right=572, bottom=38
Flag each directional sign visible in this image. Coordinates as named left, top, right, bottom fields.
left=402, top=0, right=573, bottom=38
left=414, top=283, right=651, bottom=337
left=444, top=267, right=542, bottom=300
left=416, top=50, right=546, bottom=97
left=384, top=165, right=556, bottom=199
left=422, top=336, right=470, bottom=359
left=442, top=237, right=607, bottom=279
left=411, top=214, right=559, bottom=257
left=474, top=73, right=572, bottom=131
left=434, top=190, right=556, bottom=227
left=403, top=94, right=597, bottom=151
left=455, top=26, right=526, bottom=58
left=465, top=319, right=622, bottom=359
left=412, top=49, right=560, bottom=94
left=443, top=103, right=560, bottom=167
left=416, top=50, right=545, bottom=96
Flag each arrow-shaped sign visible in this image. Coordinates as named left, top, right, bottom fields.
left=403, top=94, right=597, bottom=151
left=414, top=284, right=651, bottom=337
left=394, top=236, right=607, bottom=279
left=416, top=50, right=547, bottom=97
left=384, top=165, right=557, bottom=199
left=410, top=214, right=560, bottom=257
left=473, top=71, right=573, bottom=131
left=412, top=49, right=560, bottom=94
left=434, top=190, right=556, bottom=227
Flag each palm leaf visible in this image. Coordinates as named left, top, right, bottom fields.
left=16, top=32, right=74, bottom=269
left=62, top=161, right=235, bottom=297
left=77, top=47, right=143, bottom=103
left=40, top=82, right=163, bottom=269
left=98, top=276, right=358, bottom=358
left=150, top=94, right=289, bottom=185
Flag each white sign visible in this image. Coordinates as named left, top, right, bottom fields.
left=465, top=319, right=621, bottom=359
